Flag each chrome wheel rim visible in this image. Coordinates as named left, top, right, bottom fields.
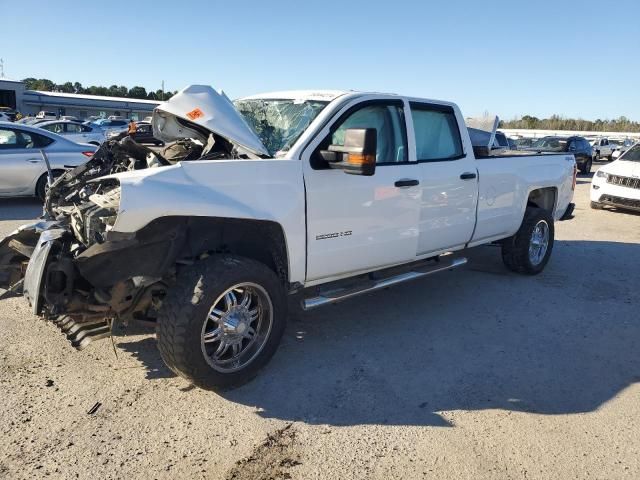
left=200, top=283, right=273, bottom=373
left=528, top=220, right=549, bottom=266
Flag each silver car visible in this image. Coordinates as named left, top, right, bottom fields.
left=37, top=120, right=106, bottom=146
left=0, top=121, right=98, bottom=200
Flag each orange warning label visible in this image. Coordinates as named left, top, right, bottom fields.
left=186, top=108, right=204, bottom=120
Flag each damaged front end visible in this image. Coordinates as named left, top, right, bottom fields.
left=0, top=137, right=199, bottom=348
left=0, top=84, right=271, bottom=349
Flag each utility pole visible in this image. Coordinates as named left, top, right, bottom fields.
left=0, top=58, right=5, bottom=78
left=161, top=80, right=164, bottom=101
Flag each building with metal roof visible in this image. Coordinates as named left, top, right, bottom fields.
left=0, top=78, right=160, bottom=121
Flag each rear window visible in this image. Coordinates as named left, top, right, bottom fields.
left=410, top=103, right=463, bottom=161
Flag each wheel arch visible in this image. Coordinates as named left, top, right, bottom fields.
left=527, top=187, right=557, bottom=216
left=183, top=216, right=290, bottom=287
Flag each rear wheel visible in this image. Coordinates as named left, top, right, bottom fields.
left=35, top=171, right=63, bottom=201
left=501, top=207, right=554, bottom=275
left=156, top=255, right=287, bottom=390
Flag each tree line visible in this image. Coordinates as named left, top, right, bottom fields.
left=500, top=115, right=640, bottom=133
left=22, top=78, right=177, bottom=101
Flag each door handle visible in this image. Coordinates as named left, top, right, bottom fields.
left=460, top=172, right=477, bottom=180
left=394, top=179, right=420, bottom=187
left=26, top=158, right=41, bottom=163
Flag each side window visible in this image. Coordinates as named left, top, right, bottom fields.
left=0, top=128, right=18, bottom=148
left=81, top=125, right=93, bottom=132
left=330, top=103, right=407, bottom=164
left=41, top=124, right=57, bottom=133
left=410, top=104, right=463, bottom=161
left=66, top=124, right=82, bottom=134
left=23, top=131, right=54, bottom=148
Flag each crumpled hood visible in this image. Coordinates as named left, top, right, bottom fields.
left=600, top=159, right=640, bottom=178
left=152, top=85, right=269, bottom=157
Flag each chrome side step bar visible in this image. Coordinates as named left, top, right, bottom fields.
left=302, top=257, right=467, bottom=310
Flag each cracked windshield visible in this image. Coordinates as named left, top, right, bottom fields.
left=234, top=99, right=328, bottom=156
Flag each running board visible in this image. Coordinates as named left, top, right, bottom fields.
left=302, top=257, right=467, bottom=310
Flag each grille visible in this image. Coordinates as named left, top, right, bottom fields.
left=606, top=174, right=640, bottom=190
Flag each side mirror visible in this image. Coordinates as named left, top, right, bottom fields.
left=319, top=128, right=376, bottom=176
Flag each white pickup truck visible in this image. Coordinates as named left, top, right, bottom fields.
left=0, top=86, right=576, bottom=390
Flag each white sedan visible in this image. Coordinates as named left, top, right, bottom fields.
left=0, top=121, right=98, bottom=200
left=37, top=120, right=106, bottom=146
left=591, top=143, right=640, bottom=212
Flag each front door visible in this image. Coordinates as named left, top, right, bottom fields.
left=409, top=102, right=478, bottom=255
left=303, top=99, right=421, bottom=282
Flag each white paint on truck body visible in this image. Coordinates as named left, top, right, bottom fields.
left=104, top=88, right=575, bottom=287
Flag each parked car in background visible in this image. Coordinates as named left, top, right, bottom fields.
left=0, top=107, right=17, bottom=122
left=130, top=122, right=164, bottom=145
left=60, top=115, right=80, bottom=122
left=0, top=121, right=97, bottom=199
left=591, top=143, right=640, bottom=212
left=90, top=118, right=129, bottom=136
left=515, top=137, right=536, bottom=149
left=610, top=138, right=635, bottom=160
left=589, top=137, right=615, bottom=161
left=527, top=136, right=593, bottom=173
left=35, top=111, right=57, bottom=120
left=37, top=120, right=106, bottom=146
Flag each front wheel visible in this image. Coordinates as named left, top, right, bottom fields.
left=501, top=207, right=554, bottom=275
left=156, top=255, right=287, bottom=390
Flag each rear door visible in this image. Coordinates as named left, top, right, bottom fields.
left=303, top=99, right=421, bottom=282
left=409, top=102, right=479, bottom=255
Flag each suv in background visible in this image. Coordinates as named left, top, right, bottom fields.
left=528, top=136, right=593, bottom=173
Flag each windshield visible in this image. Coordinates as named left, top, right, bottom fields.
left=620, top=144, right=640, bottom=162
left=531, top=137, right=567, bottom=151
left=234, top=99, right=328, bottom=156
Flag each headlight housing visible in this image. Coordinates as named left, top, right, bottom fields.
left=595, top=170, right=608, bottom=178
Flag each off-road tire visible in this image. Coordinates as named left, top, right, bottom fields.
left=590, top=201, right=604, bottom=210
left=156, top=254, right=287, bottom=390
left=501, top=207, right=554, bottom=275
left=579, top=159, right=592, bottom=174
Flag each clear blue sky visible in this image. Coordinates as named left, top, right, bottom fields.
left=2, top=0, right=639, bottom=120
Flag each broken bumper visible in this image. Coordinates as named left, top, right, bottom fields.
left=23, top=228, right=67, bottom=314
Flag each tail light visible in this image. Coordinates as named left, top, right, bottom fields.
left=82, top=151, right=94, bottom=158
left=572, top=164, right=577, bottom=190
